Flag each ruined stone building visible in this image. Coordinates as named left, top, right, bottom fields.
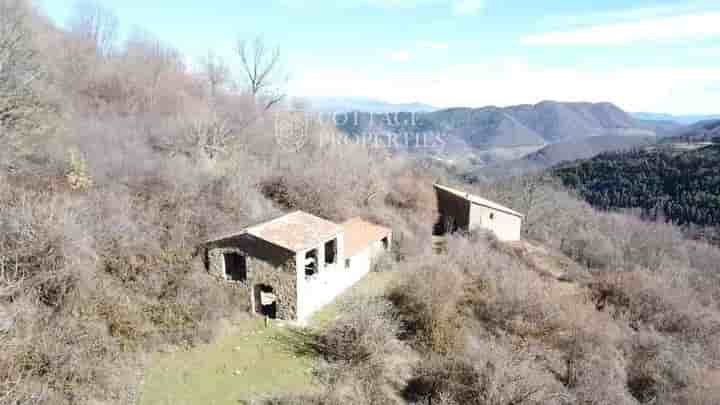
left=434, top=184, right=524, bottom=241
left=205, top=211, right=392, bottom=322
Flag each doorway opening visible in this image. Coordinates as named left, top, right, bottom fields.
left=254, top=284, right=277, bottom=319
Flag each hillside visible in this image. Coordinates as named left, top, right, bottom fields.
left=553, top=145, right=720, bottom=238
left=524, top=134, right=656, bottom=168
left=337, top=101, right=655, bottom=152
left=633, top=112, right=720, bottom=125
left=3, top=1, right=720, bottom=405
left=661, top=119, right=720, bottom=144
left=463, top=135, right=657, bottom=181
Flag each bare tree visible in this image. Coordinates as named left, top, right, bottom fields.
left=199, top=50, right=231, bottom=99
left=0, top=0, right=41, bottom=141
left=122, top=29, right=185, bottom=112
left=69, top=0, right=118, bottom=57
left=236, top=36, right=286, bottom=110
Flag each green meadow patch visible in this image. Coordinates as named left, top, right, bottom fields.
left=139, top=271, right=397, bottom=405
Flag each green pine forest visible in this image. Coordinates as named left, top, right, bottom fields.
left=554, top=144, right=720, bottom=239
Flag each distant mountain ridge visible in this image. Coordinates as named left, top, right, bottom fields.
left=337, top=101, right=655, bottom=150
left=466, top=134, right=657, bottom=181
left=525, top=135, right=656, bottom=167
left=301, top=96, right=438, bottom=113
left=632, top=112, right=720, bottom=125
left=661, top=119, right=720, bottom=144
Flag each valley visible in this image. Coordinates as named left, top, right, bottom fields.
left=2, top=1, right=720, bottom=404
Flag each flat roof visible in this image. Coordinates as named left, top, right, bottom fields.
left=342, top=218, right=391, bottom=257
left=434, top=184, right=525, bottom=218
left=245, top=211, right=342, bottom=252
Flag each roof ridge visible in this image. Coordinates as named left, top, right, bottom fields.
left=246, top=211, right=292, bottom=230
left=245, top=210, right=343, bottom=252
left=433, top=183, right=525, bottom=218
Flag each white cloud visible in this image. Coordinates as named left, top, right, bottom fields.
left=452, top=0, right=485, bottom=15
left=523, top=12, right=720, bottom=46
left=388, top=50, right=411, bottom=62
left=543, top=4, right=699, bottom=27
left=289, top=62, right=720, bottom=114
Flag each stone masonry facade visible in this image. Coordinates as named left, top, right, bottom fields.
left=206, top=234, right=298, bottom=320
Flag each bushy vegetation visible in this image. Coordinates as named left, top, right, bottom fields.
left=1, top=1, right=719, bottom=404
left=0, top=1, right=433, bottom=403
left=270, top=175, right=720, bottom=404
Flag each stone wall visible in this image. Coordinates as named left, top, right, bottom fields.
left=207, top=247, right=243, bottom=280
left=248, top=254, right=297, bottom=320
left=206, top=233, right=299, bottom=320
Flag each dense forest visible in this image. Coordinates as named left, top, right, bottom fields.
left=553, top=145, right=720, bottom=239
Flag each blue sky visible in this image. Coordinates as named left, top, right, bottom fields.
left=37, top=0, right=720, bottom=114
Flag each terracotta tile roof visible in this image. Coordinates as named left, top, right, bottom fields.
left=433, top=184, right=525, bottom=218
left=245, top=211, right=342, bottom=252
left=342, top=218, right=391, bottom=258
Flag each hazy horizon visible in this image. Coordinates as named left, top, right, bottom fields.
left=37, top=0, right=720, bottom=114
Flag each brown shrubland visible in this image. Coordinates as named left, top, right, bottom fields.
left=1, top=2, right=719, bottom=404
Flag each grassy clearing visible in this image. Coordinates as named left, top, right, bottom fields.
left=139, top=271, right=398, bottom=405
left=138, top=318, right=317, bottom=405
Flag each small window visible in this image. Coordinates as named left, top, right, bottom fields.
left=305, top=249, right=318, bottom=277
left=489, top=213, right=495, bottom=220
left=345, top=258, right=351, bottom=269
left=325, top=239, right=337, bottom=264
left=223, top=253, right=247, bottom=282
left=381, top=236, right=390, bottom=250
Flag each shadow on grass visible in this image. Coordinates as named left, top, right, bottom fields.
left=272, top=327, right=326, bottom=359
left=274, top=326, right=373, bottom=365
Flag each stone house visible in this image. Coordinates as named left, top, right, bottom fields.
left=434, top=184, right=524, bottom=241
left=205, top=211, right=392, bottom=322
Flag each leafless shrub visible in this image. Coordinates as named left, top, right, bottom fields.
left=277, top=298, right=412, bottom=405
left=6, top=1, right=720, bottom=403
left=0, top=0, right=49, bottom=167
left=199, top=50, right=231, bottom=99
left=388, top=255, right=467, bottom=355
left=591, top=271, right=720, bottom=359
left=404, top=344, right=560, bottom=405
left=625, top=330, right=703, bottom=404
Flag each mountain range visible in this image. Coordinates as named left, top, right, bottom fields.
left=303, top=97, right=718, bottom=126
left=631, top=112, right=720, bottom=125
left=661, top=119, right=720, bottom=144
left=301, top=96, right=438, bottom=113
left=337, top=101, right=658, bottom=151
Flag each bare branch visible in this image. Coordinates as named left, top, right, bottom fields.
left=68, top=0, right=118, bottom=57
left=236, top=36, right=286, bottom=110
left=0, top=0, right=43, bottom=142
left=199, top=50, right=231, bottom=99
